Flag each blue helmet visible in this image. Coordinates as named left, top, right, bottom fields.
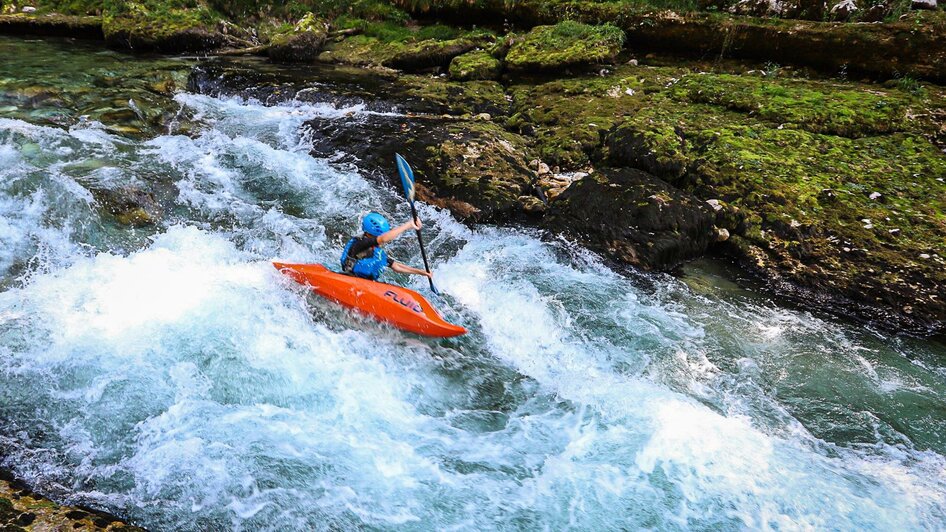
left=362, top=212, right=391, bottom=237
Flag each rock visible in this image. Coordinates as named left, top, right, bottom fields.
left=21, top=6, right=36, bottom=13
left=538, top=171, right=585, bottom=202
left=862, top=2, right=890, bottom=21
left=606, top=121, right=688, bottom=181
left=830, top=0, right=859, bottom=20
left=506, top=21, right=625, bottom=73
left=148, top=78, right=177, bottom=96
left=91, top=186, right=163, bottom=227
left=268, top=14, right=328, bottom=63
left=304, top=114, right=537, bottom=222
left=543, top=167, right=717, bottom=270
left=383, top=37, right=488, bottom=72
left=520, top=195, right=548, bottom=214
left=716, top=227, right=731, bottom=241
left=449, top=50, right=502, bottom=81
left=911, top=0, right=937, bottom=9
left=1, top=478, right=144, bottom=531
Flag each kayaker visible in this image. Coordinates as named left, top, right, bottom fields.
left=340, top=212, right=434, bottom=282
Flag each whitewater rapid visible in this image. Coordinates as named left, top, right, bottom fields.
left=2, top=85, right=946, bottom=530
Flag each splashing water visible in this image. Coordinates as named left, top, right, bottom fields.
left=1, top=37, right=945, bottom=531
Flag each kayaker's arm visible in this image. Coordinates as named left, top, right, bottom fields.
left=377, top=218, right=422, bottom=245
left=390, top=261, right=433, bottom=279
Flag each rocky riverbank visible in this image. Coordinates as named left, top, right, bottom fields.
left=184, top=54, right=945, bottom=334
left=1, top=473, right=144, bottom=531
left=1, top=0, right=944, bottom=335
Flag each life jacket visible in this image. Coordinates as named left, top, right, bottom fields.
left=340, top=237, right=388, bottom=281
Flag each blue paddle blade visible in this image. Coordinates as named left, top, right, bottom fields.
left=395, top=153, right=415, bottom=204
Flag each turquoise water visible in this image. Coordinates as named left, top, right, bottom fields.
left=1, top=36, right=945, bottom=530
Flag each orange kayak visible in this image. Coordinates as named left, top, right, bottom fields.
left=273, top=262, right=467, bottom=338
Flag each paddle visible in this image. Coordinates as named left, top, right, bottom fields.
left=395, top=153, right=439, bottom=295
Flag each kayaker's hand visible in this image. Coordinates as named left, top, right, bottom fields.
left=411, top=218, right=423, bottom=231
left=425, top=271, right=434, bottom=280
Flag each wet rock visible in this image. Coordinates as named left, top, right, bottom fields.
left=449, top=50, right=502, bottom=81
left=268, top=13, right=328, bottom=63
left=911, top=0, right=937, bottom=9
left=1, top=477, right=143, bottom=532
left=91, top=186, right=163, bottom=227
left=148, top=78, right=177, bottom=96
left=305, top=114, right=537, bottom=222
left=506, top=21, right=625, bottom=73
left=544, top=167, right=717, bottom=270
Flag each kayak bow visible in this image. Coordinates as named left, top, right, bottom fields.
left=273, top=262, right=467, bottom=338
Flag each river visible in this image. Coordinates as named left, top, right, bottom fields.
left=1, top=36, right=945, bottom=531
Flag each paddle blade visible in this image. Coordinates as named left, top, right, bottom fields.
left=395, top=153, right=415, bottom=203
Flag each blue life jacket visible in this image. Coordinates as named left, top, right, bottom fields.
left=340, top=237, right=388, bottom=281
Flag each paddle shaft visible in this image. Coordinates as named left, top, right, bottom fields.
left=409, top=202, right=438, bottom=293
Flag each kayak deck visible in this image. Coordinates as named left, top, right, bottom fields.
left=273, top=262, right=467, bottom=338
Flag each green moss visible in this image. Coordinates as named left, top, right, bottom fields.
left=669, top=73, right=916, bottom=137
left=509, top=64, right=677, bottom=167
left=448, top=49, right=501, bottom=81
left=506, top=21, right=625, bottom=72
left=401, top=76, right=508, bottom=115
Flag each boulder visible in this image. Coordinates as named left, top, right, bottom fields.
left=606, top=121, right=689, bottom=182
left=911, top=0, right=937, bottom=9
left=382, top=37, right=487, bottom=71
left=505, top=21, right=625, bottom=73
left=449, top=50, right=502, bottom=81
left=543, top=167, right=717, bottom=270
left=268, top=14, right=328, bottom=63
left=829, top=0, right=859, bottom=20
left=92, top=186, right=163, bottom=227
left=305, top=114, right=538, bottom=222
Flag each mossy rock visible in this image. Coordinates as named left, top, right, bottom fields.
left=269, top=13, right=328, bottom=63
left=382, top=36, right=489, bottom=71
left=668, top=73, right=913, bottom=138
left=103, top=8, right=225, bottom=53
left=400, top=76, right=509, bottom=116
left=416, top=120, right=539, bottom=220
left=305, top=114, right=537, bottom=222
left=449, top=50, right=502, bottom=81
left=505, top=21, right=625, bottom=72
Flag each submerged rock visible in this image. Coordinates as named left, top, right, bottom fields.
left=91, top=186, right=163, bottom=227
